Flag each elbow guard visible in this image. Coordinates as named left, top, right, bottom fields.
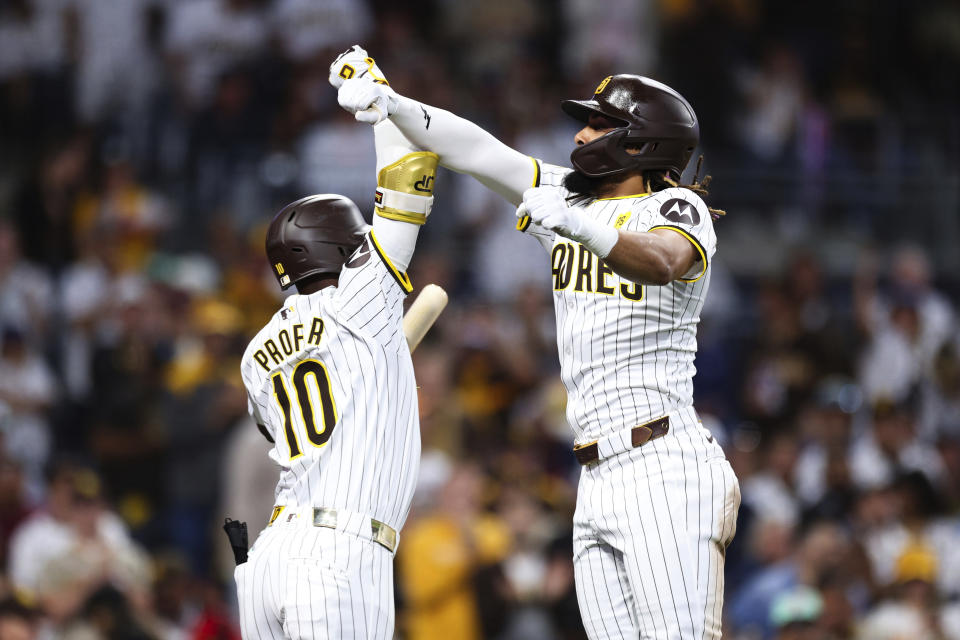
left=375, top=152, right=439, bottom=225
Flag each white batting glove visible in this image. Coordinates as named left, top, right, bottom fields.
left=338, top=78, right=399, bottom=125
left=329, top=45, right=390, bottom=89
left=520, top=187, right=619, bottom=257
left=337, top=78, right=399, bottom=125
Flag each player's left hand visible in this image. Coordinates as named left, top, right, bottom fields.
left=519, top=187, right=620, bottom=257
left=520, top=187, right=586, bottom=238
left=338, top=77, right=399, bottom=125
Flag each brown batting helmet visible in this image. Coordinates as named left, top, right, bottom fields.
left=562, top=74, right=699, bottom=180
left=265, top=194, right=369, bottom=290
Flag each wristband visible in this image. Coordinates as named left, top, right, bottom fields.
left=574, top=214, right=620, bottom=258
left=375, top=188, right=434, bottom=225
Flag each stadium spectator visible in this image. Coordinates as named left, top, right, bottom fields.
left=769, top=586, right=823, bottom=640
left=730, top=522, right=852, bottom=639
left=849, top=399, right=946, bottom=492
left=398, top=463, right=512, bottom=640
left=0, top=327, right=57, bottom=501
left=164, top=0, right=269, bottom=109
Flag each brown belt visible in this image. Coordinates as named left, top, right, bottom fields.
left=573, top=416, right=670, bottom=465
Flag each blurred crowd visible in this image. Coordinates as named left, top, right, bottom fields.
left=0, top=0, right=958, bottom=638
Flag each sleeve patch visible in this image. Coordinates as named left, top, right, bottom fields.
left=658, top=198, right=700, bottom=226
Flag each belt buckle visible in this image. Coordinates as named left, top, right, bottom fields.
left=312, top=508, right=338, bottom=529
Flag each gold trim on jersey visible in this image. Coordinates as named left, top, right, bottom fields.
left=268, top=505, right=285, bottom=525
left=368, top=230, right=414, bottom=294
left=516, top=158, right=541, bottom=233
left=595, top=192, right=650, bottom=201
left=648, top=225, right=708, bottom=283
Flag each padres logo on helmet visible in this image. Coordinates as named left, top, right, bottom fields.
left=595, top=76, right=612, bottom=95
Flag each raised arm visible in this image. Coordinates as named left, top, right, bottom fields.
left=387, top=98, right=535, bottom=205
left=330, top=47, right=536, bottom=206
left=369, top=119, right=438, bottom=273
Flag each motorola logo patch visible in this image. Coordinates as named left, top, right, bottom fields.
left=659, top=199, right=700, bottom=226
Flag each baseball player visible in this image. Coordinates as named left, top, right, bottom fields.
left=333, top=47, right=741, bottom=639
left=235, top=105, right=439, bottom=638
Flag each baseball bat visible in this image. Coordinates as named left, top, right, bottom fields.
left=403, top=284, right=448, bottom=353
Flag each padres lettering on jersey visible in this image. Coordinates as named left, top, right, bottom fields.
left=550, top=243, right=644, bottom=300
left=240, top=231, right=420, bottom=532
left=523, top=161, right=718, bottom=445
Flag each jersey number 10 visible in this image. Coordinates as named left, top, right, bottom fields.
left=271, top=359, right=338, bottom=460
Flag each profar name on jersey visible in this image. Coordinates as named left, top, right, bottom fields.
left=252, top=316, right=325, bottom=372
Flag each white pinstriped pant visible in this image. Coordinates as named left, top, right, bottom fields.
left=572, top=407, right=740, bottom=640
left=235, top=515, right=395, bottom=639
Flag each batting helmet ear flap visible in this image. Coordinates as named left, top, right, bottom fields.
left=571, top=129, right=697, bottom=179
left=570, top=130, right=639, bottom=177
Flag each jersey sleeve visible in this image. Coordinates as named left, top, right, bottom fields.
left=246, top=391, right=276, bottom=443
left=240, top=344, right=276, bottom=444
left=640, top=187, right=717, bottom=283
left=534, top=159, right=574, bottom=192
left=515, top=158, right=573, bottom=252
left=371, top=214, right=419, bottom=272
left=333, top=230, right=410, bottom=349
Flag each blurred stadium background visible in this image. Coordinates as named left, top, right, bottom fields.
left=0, top=0, right=959, bottom=638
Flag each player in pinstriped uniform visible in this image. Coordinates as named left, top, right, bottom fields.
left=336, top=52, right=740, bottom=639
left=236, top=97, right=440, bottom=637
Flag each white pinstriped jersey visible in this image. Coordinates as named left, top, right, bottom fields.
left=522, top=161, right=717, bottom=445
left=240, top=230, right=419, bottom=532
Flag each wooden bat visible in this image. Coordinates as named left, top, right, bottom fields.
left=403, top=284, right=448, bottom=352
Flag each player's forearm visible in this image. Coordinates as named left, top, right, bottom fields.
left=391, top=96, right=534, bottom=206
left=604, top=231, right=694, bottom=286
